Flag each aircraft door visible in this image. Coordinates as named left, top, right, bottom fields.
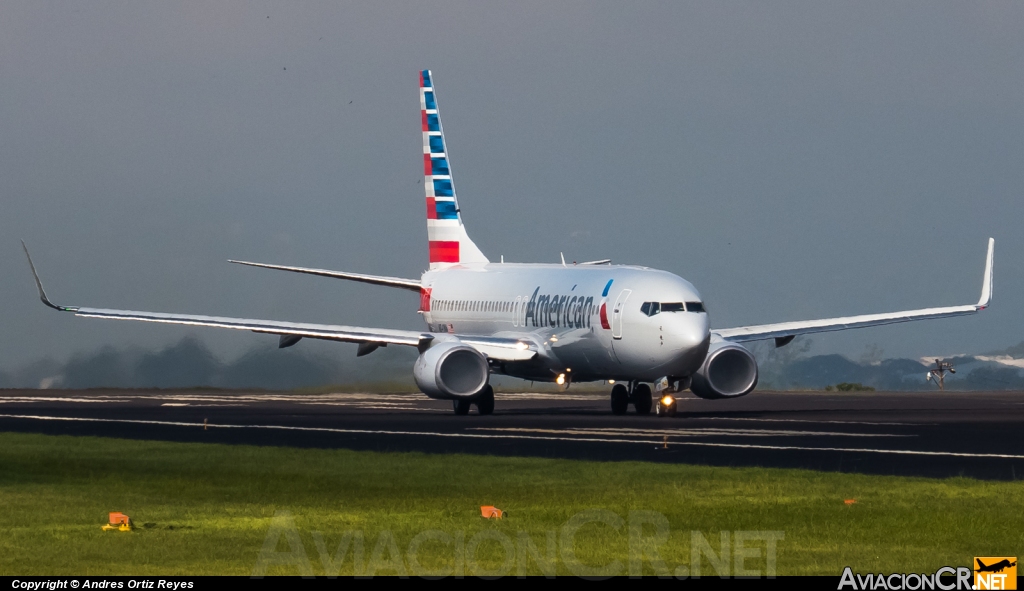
left=611, top=289, right=631, bottom=340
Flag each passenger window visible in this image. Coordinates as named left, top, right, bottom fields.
left=661, top=302, right=685, bottom=313
left=686, top=302, right=706, bottom=313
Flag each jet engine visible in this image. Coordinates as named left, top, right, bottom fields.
left=413, top=340, right=490, bottom=400
left=690, top=341, right=758, bottom=399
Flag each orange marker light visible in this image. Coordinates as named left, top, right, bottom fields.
left=480, top=506, right=504, bottom=519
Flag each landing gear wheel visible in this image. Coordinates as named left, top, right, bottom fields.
left=655, top=396, right=677, bottom=418
left=610, top=383, right=629, bottom=415
left=474, top=385, right=495, bottom=416
left=453, top=399, right=471, bottom=415
left=633, top=383, right=653, bottom=415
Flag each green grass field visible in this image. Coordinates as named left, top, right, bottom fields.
left=0, top=431, right=1021, bottom=576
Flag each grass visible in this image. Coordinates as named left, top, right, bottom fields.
left=0, top=432, right=1021, bottom=576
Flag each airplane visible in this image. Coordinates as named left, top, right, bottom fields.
left=22, top=70, right=995, bottom=417
left=976, top=559, right=1016, bottom=574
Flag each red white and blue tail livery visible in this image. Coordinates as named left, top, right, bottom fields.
left=421, top=70, right=488, bottom=269
left=22, top=71, right=996, bottom=416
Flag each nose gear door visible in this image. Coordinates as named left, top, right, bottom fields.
left=611, top=289, right=631, bottom=340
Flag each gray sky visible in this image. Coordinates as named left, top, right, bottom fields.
left=3, top=1, right=1022, bottom=370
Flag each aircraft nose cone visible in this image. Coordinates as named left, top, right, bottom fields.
left=669, top=314, right=711, bottom=372
left=675, top=314, right=710, bottom=349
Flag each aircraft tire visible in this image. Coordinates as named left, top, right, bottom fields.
left=453, top=399, right=472, bottom=415
left=475, top=385, right=495, bottom=416
left=633, top=383, right=653, bottom=415
left=610, top=383, right=629, bottom=415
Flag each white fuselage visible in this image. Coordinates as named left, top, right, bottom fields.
left=421, top=263, right=711, bottom=383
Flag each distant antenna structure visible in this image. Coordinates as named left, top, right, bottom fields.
left=926, top=359, right=956, bottom=390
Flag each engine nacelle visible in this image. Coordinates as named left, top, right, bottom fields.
left=413, top=340, right=490, bottom=400
left=690, top=341, right=758, bottom=399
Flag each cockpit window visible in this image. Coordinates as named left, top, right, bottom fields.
left=640, top=302, right=661, bottom=316
left=642, top=301, right=706, bottom=315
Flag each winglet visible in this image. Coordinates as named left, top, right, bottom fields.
left=977, top=237, right=994, bottom=309
left=21, top=241, right=76, bottom=312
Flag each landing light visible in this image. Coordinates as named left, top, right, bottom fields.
left=661, top=395, right=675, bottom=406
left=515, top=342, right=529, bottom=350
left=556, top=374, right=566, bottom=385
left=608, top=380, right=616, bottom=384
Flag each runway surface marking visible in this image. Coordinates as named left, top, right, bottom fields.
left=2, top=413, right=1021, bottom=460
left=0, top=392, right=592, bottom=413
left=0, top=392, right=605, bottom=403
left=691, top=417, right=925, bottom=426
left=469, top=427, right=912, bottom=438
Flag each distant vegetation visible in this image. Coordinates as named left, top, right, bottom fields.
left=751, top=339, right=1024, bottom=392
left=824, top=383, right=875, bottom=392
left=0, top=336, right=417, bottom=391
left=4, top=337, right=1024, bottom=392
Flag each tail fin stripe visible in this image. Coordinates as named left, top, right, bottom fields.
left=427, top=135, right=445, bottom=154
left=424, top=155, right=449, bottom=176
left=429, top=241, right=460, bottom=263
left=432, top=179, right=454, bottom=197
left=419, top=69, right=488, bottom=268
left=431, top=158, right=450, bottom=176
left=434, top=201, right=458, bottom=219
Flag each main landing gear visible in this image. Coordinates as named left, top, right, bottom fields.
left=610, top=382, right=653, bottom=416
left=453, top=385, right=495, bottom=416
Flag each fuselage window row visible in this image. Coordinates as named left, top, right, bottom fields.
left=434, top=299, right=600, bottom=323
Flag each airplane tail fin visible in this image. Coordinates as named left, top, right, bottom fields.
left=420, top=70, right=488, bottom=270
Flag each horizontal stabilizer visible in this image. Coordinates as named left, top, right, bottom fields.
left=229, top=259, right=421, bottom=292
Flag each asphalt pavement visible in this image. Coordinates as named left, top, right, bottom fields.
left=1, top=388, right=1022, bottom=480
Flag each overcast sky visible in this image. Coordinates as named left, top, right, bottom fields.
left=2, top=1, right=1022, bottom=370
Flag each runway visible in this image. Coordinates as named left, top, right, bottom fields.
left=1, top=388, right=1022, bottom=480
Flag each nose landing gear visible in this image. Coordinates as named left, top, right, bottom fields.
left=655, top=394, right=677, bottom=417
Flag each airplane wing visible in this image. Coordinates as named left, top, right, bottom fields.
left=22, top=243, right=534, bottom=362
left=228, top=259, right=422, bottom=292
left=714, top=238, right=994, bottom=345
